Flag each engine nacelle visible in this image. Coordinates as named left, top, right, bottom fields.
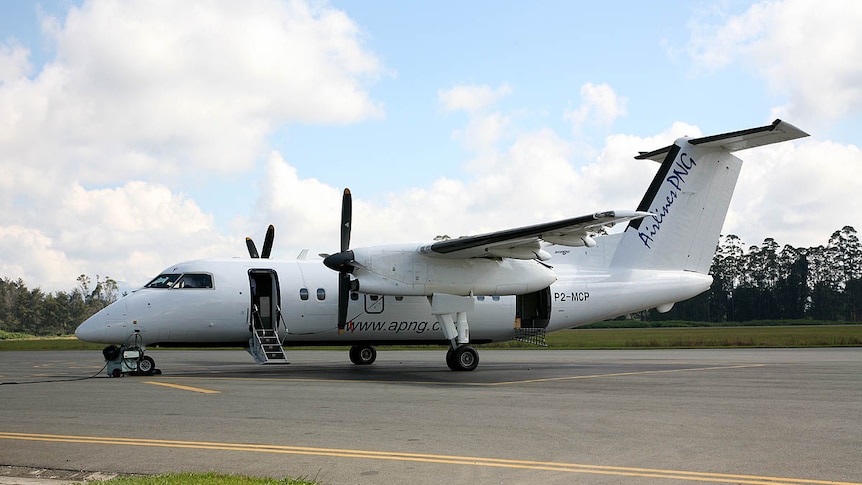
left=350, top=244, right=557, bottom=296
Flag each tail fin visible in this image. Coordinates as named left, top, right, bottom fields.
left=611, top=119, right=808, bottom=273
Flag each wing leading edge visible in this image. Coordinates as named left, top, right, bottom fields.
left=420, top=210, right=651, bottom=260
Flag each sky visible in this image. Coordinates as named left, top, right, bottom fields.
left=1, top=0, right=861, bottom=293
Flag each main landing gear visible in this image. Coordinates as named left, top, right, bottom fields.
left=446, top=345, right=479, bottom=371
left=349, top=345, right=377, bottom=365
left=347, top=344, right=479, bottom=371
left=431, top=293, right=479, bottom=372
left=347, top=292, right=481, bottom=371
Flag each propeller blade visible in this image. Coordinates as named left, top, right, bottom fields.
left=326, top=188, right=355, bottom=335
left=340, top=188, right=352, bottom=252
left=261, top=225, right=275, bottom=259
left=246, top=237, right=259, bottom=258
left=337, top=272, right=350, bottom=334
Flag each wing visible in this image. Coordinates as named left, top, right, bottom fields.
left=420, top=210, right=651, bottom=260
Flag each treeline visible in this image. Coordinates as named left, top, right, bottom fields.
left=0, top=275, right=119, bottom=337
left=649, top=226, right=862, bottom=323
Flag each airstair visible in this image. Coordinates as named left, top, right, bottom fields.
left=248, top=304, right=289, bottom=364
left=249, top=328, right=289, bottom=364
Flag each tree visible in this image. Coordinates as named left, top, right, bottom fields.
left=642, top=227, right=859, bottom=323
left=828, top=226, right=862, bottom=321
left=711, top=235, right=745, bottom=322
left=775, top=245, right=808, bottom=319
left=0, top=275, right=119, bottom=336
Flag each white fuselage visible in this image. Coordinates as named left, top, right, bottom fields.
left=75, top=248, right=711, bottom=347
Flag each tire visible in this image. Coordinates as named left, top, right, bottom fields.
left=446, top=348, right=457, bottom=370
left=451, top=345, right=479, bottom=372
left=137, top=356, right=156, bottom=376
left=349, top=345, right=377, bottom=365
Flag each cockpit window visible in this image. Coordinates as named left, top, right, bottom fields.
left=145, top=274, right=182, bottom=288
left=174, top=273, right=213, bottom=289
left=144, top=273, right=213, bottom=289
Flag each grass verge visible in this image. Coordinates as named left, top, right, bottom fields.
left=535, top=325, right=862, bottom=349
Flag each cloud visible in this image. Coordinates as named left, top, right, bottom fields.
left=728, top=139, right=862, bottom=248
left=1, top=0, right=383, bottom=185
left=683, top=0, right=862, bottom=123
left=0, top=225, right=77, bottom=287
left=0, top=180, right=233, bottom=291
left=0, top=42, right=31, bottom=83
left=438, top=83, right=515, bottom=157
left=564, top=82, right=627, bottom=133
left=439, top=83, right=512, bottom=113
left=248, top=118, right=711, bottom=255
left=248, top=151, right=344, bottom=254
left=195, top=81, right=862, bottom=278
left=0, top=0, right=384, bottom=291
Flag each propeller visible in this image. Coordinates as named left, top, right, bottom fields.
left=323, top=189, right=354, bottom=334
left=246, top=225, right=276, bottom=259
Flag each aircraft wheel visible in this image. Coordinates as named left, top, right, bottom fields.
left=449, top=345, right=479, bottom=372
left=349, top=345, right=377, bottom=365
left=137, top=356, right=156, bottom=376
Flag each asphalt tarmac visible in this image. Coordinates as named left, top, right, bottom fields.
left=1, top=348, right=860, bottom=484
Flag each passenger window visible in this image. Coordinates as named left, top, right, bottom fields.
left=477, top=296, right=485, bottom=301
left=316, top=288, right=326, bottom=300
left=395, top=296, right=403, bottom=301
left=350, top=292, right=359, bottom=301
left=300, top=288, right=309, bottom=301
left=492, top=296, right=500, bottom=301
left=145, top=274, right=182, bottom=289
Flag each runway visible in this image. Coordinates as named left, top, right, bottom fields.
left=1, top=348, right=860, bottom=484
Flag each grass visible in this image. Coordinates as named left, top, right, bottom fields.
left=83, top=472, right=315, bottom=485
left=0, top=335, right=105, bottom=351
left=536, top=325, right=862, bottom=349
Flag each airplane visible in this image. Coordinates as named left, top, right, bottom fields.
left=75, top=119, right=808, bottom=373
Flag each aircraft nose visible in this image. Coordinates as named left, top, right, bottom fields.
left=75, top=313, right=106, bottom=342
left=75, top=298, right=129, bottom=343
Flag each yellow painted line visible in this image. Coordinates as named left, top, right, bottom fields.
left=142, top=381, right=220, bottom=394
left=0, top=432, right=856, bottom=485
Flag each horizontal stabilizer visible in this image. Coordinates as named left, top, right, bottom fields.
left=636, top=119, right=808, bottom=162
